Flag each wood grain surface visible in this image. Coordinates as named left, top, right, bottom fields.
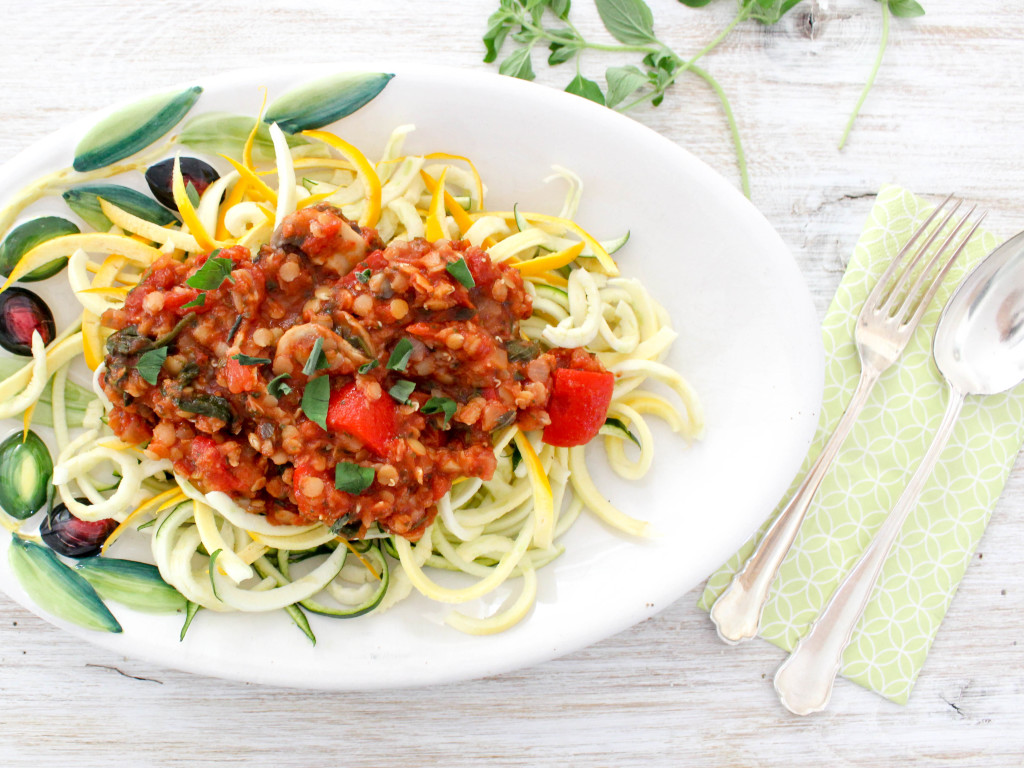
left=1, top=1, right=1023, bottom=765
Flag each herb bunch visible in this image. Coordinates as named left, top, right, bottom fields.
left=484, top=0, right=926, bottom=196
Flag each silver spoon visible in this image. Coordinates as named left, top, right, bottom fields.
left=774, top=229, right=1024, bottom=716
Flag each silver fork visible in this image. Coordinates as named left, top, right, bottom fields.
left=710, top=195, right=984, bottom=645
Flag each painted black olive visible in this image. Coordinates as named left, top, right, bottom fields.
left=40, top=499, right=119, bottom=558
left=145, top=157, right=220, bottom=212
left=0, top=286, right=56, bottom=355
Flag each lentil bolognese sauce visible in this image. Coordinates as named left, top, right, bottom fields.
left=99, top=203, right=608, bottom=541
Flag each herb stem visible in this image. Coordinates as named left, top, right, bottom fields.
left=519, top=15, right=656, bottom=55
left=839, top=0, right=890, bottom=150
left=690, top=64, right=750, bottom=199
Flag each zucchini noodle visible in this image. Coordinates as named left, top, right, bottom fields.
left=0, top=116, right=703, bottom=640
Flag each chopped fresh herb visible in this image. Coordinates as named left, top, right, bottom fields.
left=209, top=248, right=222, bottom=258
left=177, top=362, right=200, bottom=386
left=227, top=314, right=244, bottom=343
left=358, top=359, right=380, bottom=375
left=301, top=375, right=330, bottom=429
left=388, top=379, right=415, bottom=404
left=267, top=373, right=293, bottom=398
left=231, top=353, right=272, bottom=366
left=302, top=337, right=329, bottom=376
left=185, top=256, right=235, bottom=290
left=421, top=396, right=457, bottom=426
left=505, top=338, right=540, bottom=362
left=185, top=181, right=201, bottom=208
left=355, top=268, right=372, bottom=283
left=176, top=394, right=234, bottom=424
left=136, top=346, right=168, bottom=385
left=334, top=462, right=375, bottom=494
left=446, top=257, right=475, bottom=289
left=180, top=292, right=206, bottom=310
left=386, top=338, right=414, bottom=372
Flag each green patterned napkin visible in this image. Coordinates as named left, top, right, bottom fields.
left=699, top=185, right=1024, bottom=704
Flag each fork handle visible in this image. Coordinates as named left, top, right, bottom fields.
left=710, top=367, right=881, bottom=645
left=773, top=386, right=965, bottom=715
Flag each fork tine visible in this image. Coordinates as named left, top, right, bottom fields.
left=903, top=212, right=986, bottom=329
left=863, top=194, right=958, bottom=310
left=878, top=199, right=963, bottom=315
left=897, top=204, right=977, bottom=317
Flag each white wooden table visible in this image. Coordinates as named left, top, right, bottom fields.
left=2, top=1, right=1023, bottom=765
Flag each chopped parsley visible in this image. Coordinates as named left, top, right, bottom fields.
left=386, top=338, right=413, bottom=372
left=334, top=462, right=375, bottom=494
left=388, top=379, right=416, bottom=404
left=446, top=257, right=475, bottom=289
left=421, top=396, right=457, bottom=426
left=135, top=346, right=168, bottom=385
left=185, top=256, right=235, bottom=290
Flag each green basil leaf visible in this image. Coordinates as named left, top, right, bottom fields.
left=358, top=359, right=379, bottom=375
left=499, top=47, right=536, bottom=81
left=334, top=462, right=375, bottom=494
left=548, top=42, right=578, bottom=66
left=605, top=65, right=648, bottom=108
left=302, top=375, right=331, bottom=429
left=421, top=396, right=457, bottom=427
left=136, top=346, right=168, bottom=385
left=595, top=0, right=656, bottom=45
left=446, top=257, right=476, bottom=289
left=232, top=353, right=271, bottom=366
left=386, top=338, right=414, bottom=372
left=185, top=256, right=235, bottom=290
left=302, top=337, right=329, bottom=376
left=887, top=0, right=925, bottom=18
left=267, top=373, right=293, bottom=398
left=565, top=74, right=606, bottom=105
left=264, top=72, right=395, bottom=134
left=73, top=86, right=202, bottom=173
left=388, top=379, right=415, bottom=404
left=180, top=292, right=206, bottom=310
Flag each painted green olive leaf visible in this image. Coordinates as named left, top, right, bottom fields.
left=264, top=72, right=394, bottom=134
left=63, top=183, right=179, bottom=232
left=8, top=536, right=122, bottom=633
left=178, top=112, right=307, bottom=161
left=0, top=216, right=79, bottom=281
left=0, top=430, right=53, bottom=520
left=73, top=85, right=203, bottom=172
left=75, top=557, right=186, bottom=613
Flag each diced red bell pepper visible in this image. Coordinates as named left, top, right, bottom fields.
left=326, top=381, right=397, bottom=456
left=542, top=368, right=615, bottom=447
left=185, top=435, right=237, bottom=492
left=224, top=357, right=259, bottom=394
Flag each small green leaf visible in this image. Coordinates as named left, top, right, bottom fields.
left=75, top=557, right=187, bottom=613
left=676, top=0, right=714, bottom=6
left=0, top=431, right=53, bottom=520
left=499, top=47, right=536, bottom=80
left=549, top=0, right=572, bottom=19
left=0, top=216, right=80, bottom=281
left=267, top=373, right=293, bottom=398
left=388, top=379, right=416, bottom=404
left=595, top=0, right=656, bottom=45
left=547, top=42, right=578, bottom=66
left=565, top=74, right=606, bottom=105
left=358, top=360, right=379, bottom=375
left=63, top=184, right=178, bottom=232
left=386, top=338, right=414, bottom=372
left=178, top=112, right=307, bottom=161
left=355, top=268, right=372, bottom=283
left=180, top=292, right=206, bottom=310
left=8, top=536, right=122, bottom=633
left=302, top=337, right=329, bottom=376
left=265, top=72, right=395, bottom=134
left=334, top=462, right=375, bottom=494
left=185, top=256, right=235, bottom=290
left=302, top=375, right=331, bottom=429
left=136, top=347, right=168, bottom=385
left=483, top=10, right=514, bottom=63
left=886, top=0, right=925, bottom=18
left=421, top=396, right=457, bottom=427
left=231, top=353, right=271, bottom=366
left=446, top=257, right=476, bottom=289
left=605, top=65, right=648, bottom=107
left=74, top=86, right=203, bottom=172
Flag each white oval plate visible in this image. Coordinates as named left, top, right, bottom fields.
left=0, top=64, right=822, bottom=689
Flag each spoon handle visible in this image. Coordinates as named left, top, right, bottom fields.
left=774, top=387, right=966, bottom=715
left=710, top=368, right=881, bottom=644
